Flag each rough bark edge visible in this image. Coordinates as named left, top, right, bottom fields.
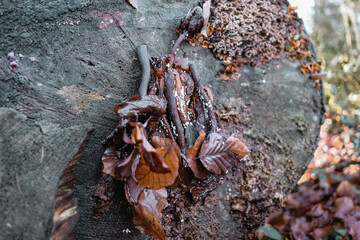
left=50, top=129, right=94, bottom=240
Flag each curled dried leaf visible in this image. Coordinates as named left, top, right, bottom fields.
left=334, top=197, right=355, bottom=220
left=336, top=180, right=357, bottom=198
left=114, top=95, right=166, bottom=124
left=135, top=147, right=179, bottom=189
left=126, top=177, right=168, bottom=240
left=133, top=188, right=167, bottom=240
left=117, top=148, right=140, bottom=179
left=186, top=130, right=209, bottom=179
left=199, top=133, right=250, bottom=175
left=200, top=0, right=211, bottom=37
left=300, top=61, right=322, bottom=75
left=176, top=6, right=204, bottom=38
left=226, top=136, right=251, bottom=158
left=126, top=122, right=170, bottom=173
left=152, top=135, right=181, bottom=159
left=125, top=177, right=142, bottom=205
left=139, top=188, right=168, bottom=220
left=102, top=146, right=121, bottom=179
left=218, top=61, right=242, bottom=81
left=288, top=6, right=298, bottom=19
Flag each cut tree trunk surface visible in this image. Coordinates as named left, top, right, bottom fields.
left=0, top=0, right=324, bottom=239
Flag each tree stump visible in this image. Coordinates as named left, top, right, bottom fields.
left=0, top=0, right=324, bottom=239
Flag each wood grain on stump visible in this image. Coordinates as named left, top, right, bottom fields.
left=0, top=0, right=324, bottom=239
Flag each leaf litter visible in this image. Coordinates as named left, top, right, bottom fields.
left=259, top=162, right=360, bottom=240
left=92, top=2, right=250, bottom=239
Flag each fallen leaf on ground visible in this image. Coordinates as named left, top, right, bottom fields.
left=217, top=61, right=242, bottom=81
left=199, top=133, right=250, bottom=175
left=135, top=147, right=179, bottom=189
left=186, top=130, right=209, bottom=179
left=133, top=188, right=167, bottom=240
left=102, top=146, right=121, bottom=179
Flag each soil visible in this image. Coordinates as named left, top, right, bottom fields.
left=0, top=0, right=324, bottom=239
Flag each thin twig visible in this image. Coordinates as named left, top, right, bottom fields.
left=190, top=64, right=218, bottom=132
left=164, top=69, right=186, bottom=153
left=169, top=32, right=187, bottom=64
left=137, top=45, right=151, bottom=96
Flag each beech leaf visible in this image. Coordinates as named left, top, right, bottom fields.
left=133, top=188, right=167, bottom=240
left=200, top=0, right=211, bottom=37
left=135, top=147, right=179, bottom=189
left=186, top=130, right=209, bottom=179
left=125, top=177, right=143, bottom=205
left=117, top=148, right=140, bottom=179
left=102, top=146, right=121, bottom=179
left=133, top=203, right=165, bottom=240
left=199, top=133, right=250, bottom=175
left=139, top=188, right=168, bottom=220
left=152, top=135, right=181, bottom=159
left=127, top=122, right=170, bottom=173
left=114, top=95, right=166, bottom=123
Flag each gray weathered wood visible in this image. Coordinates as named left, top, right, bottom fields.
left=0, top=0, right=323, bottom=239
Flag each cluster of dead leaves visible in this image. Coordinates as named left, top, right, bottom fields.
left=97, top=66, right=249, bottom=239
left=286, top=35, right=327, bottom=86
left=287, top=37, right=311, bottom=60
left=259, top=162, right=360, bottom=240
left=300, top=60, right=327, bottom=88
left=288, top=6, right=299, bottom=20
left=94, top=7, right=250, bottom=238
left=300, top=61, right=322, bottom=75
left=299, top=114, right=360, bottom=184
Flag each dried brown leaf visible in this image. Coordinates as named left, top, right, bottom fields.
left=334, top=197, right=355, bottom=220
left=133, top=204, right=165, bottom=240
left=218, top=61, right=242, bottom=81
left=135, top=147, right=179, bottom=189
left=151, top=135, right=181, bottom=159
left=114, top=95, right=166, bottom=123
left=139, top=188, right=168, bottom=220
left=225, top=136, right=251, bottom=158
left=336, top=180, right=357, bottom=198
left=186, top=130, right=209, bottom=179
left=200, top=0, right=211, bottom=37
left=132, top=188, right=167, bottom=240
left=350, top=222, right=360, bottom=239
left=126, top=179, right=168, bottom=240
left=127, top=122, right=170, bottom=173
left=117, top=149, right=140, bottom=179
left=199, top=133, right=250, bottom=175
left=102, top=146, right=121, bottom=179
left=125, top=177, right=143, bottom=205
